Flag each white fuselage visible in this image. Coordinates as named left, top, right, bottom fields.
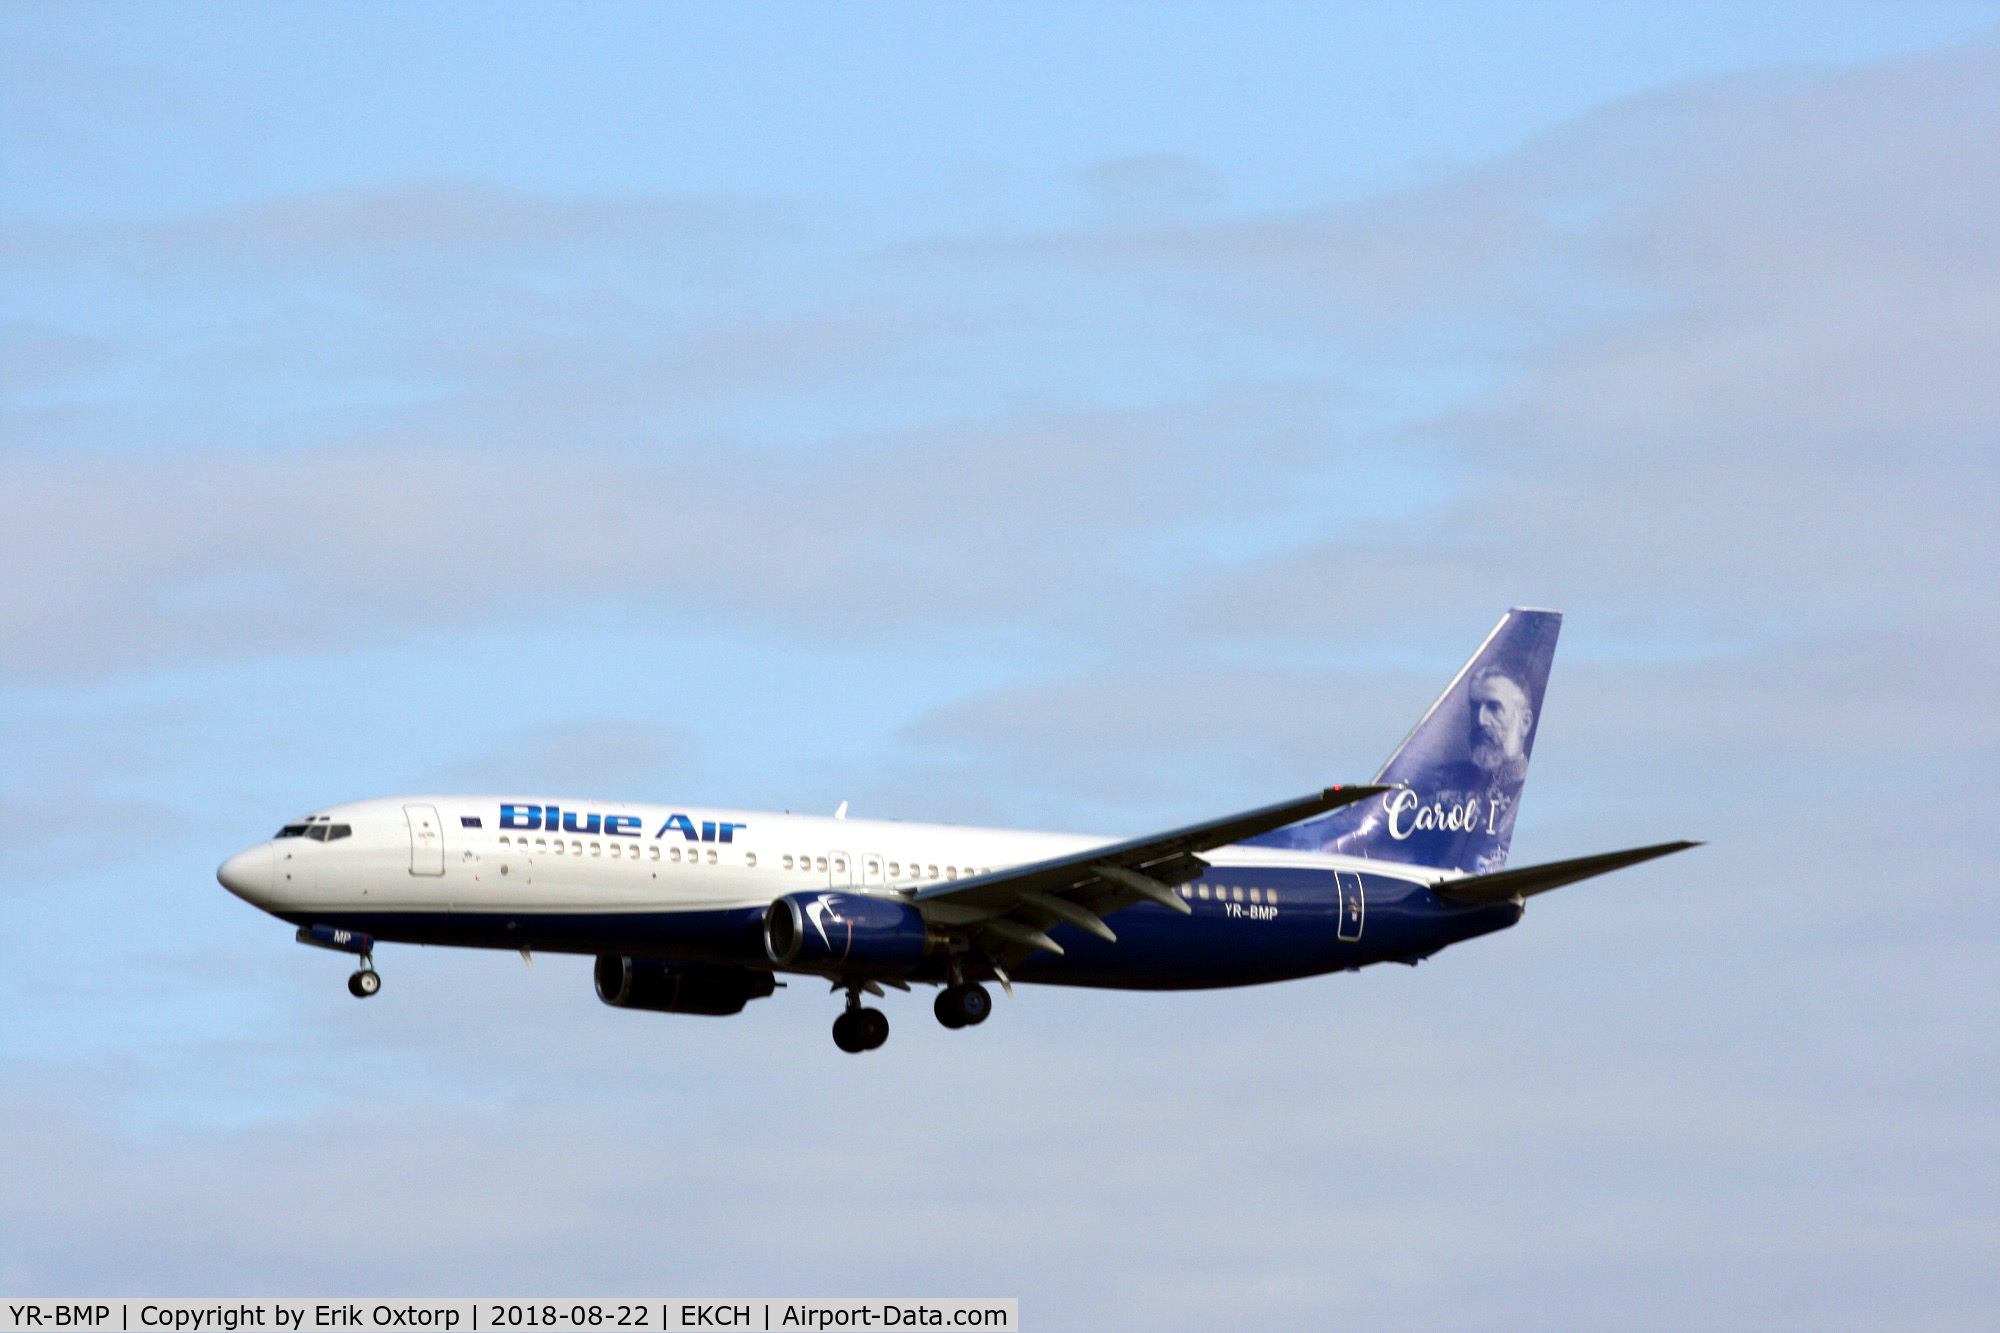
left=219, top=793, right=1410, bottom=925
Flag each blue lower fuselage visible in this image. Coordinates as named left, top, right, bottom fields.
left=282, top=866, right=1522, bottom=991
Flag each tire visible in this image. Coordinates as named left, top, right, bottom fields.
left=348, top=970, right=380, bottom=998
left=855, top=1007, right=890, bottom=1050
left=832, top=1011, right=866, bottom=1053
left=957, top=983, right=992, bottom=1026
left=934, top=988, right=968, bottom=1029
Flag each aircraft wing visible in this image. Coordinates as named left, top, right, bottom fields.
left=1430, top=840, right=1702, bottom=905
left=910, top=785, right=1387, bottom=963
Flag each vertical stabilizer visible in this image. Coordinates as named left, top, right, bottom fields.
left=1247, top=608, right=1561, bottom=873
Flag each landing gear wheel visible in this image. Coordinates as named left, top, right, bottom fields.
left=832, top=1011, right=865, bottom=1052
left=956, top=982, right=991, bottom=1026
left=832, top=1007, right=888, bottom=1053
left=936, top=983, right=990, bottom=1028
left=347, top=969, right=381, bottom=998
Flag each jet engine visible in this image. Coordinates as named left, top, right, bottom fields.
left=763, top=891, right=934, bottom=971
left=592, top=956, right=777, bottom=1016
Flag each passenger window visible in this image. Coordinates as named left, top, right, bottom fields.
left=534, top=838, right=546, bottom=851
left=1232, top=887, right=1244, bottom=902
left=706, top=850, right=717, bottom=865
left=648, top=845, right=660, bottom=861
left=946, top=866, right=958, bottom=880
left=815, top=856, right=827, bottom=871
left=1248, top=887, right=1260, bottom=903
left=1197, top=884, right=1210, bottom=899
left=1267, top=889, right=1277, bottom=904
left=746, top=852, right=757, bottom=868
left=888, top=861, right=900, bottom=877
left=782, top=854, right=793, bottom=870
left=571, top=841, right=582, bottom=855
left=834, top=856, right=846, bottom=872
left=551, top=842, right=564, bottom=855
left=589, top=843, right=600, bottom=856
left=927, top=864, right=939, bottom=879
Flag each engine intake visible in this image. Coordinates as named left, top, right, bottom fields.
left=764, top=891, right=932, bottom=971
left=593, top=957, right=777, bottom=1016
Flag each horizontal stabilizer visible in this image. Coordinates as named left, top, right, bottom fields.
left=1431, top=840, right=1702, bottom=905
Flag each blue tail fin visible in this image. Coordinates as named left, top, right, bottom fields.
left=1246, top=608, right=1562, bottom=874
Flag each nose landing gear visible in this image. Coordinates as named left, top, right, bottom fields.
left=297, top=925, right=379, bottom=998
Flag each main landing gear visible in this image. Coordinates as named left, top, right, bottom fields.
left=933, top=982, right=991, bottom=1030
left=347, top=957, right=381, bottom=998
left=828, top=976, right=892, bottom=1048
left=826, top=971, right=995, bottom=1051
left=832, top=987, right=889, bottom=1053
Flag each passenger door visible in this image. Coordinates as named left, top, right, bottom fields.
left=404, top=803, right=446, bottom=876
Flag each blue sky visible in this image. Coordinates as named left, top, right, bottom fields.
left=4, top=4, right=1998, bottom=1328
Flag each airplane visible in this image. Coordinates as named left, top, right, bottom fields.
left=217, top=608, right=1697, bottom=1052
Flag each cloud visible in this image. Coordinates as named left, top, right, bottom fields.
left=0, top=180, right=775, bottom=272
left=6, top=42, right=1994, bottom=694
left=0, top=322, right=123, bottom=394
left=4, top=935, right=1994, bottom=1323
left=0, top=383, right=1353, bottom=680
left=1080, top=153, right=1223, bottom=220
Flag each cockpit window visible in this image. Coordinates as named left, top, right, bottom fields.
left=276, top=819, right=349, bottom=840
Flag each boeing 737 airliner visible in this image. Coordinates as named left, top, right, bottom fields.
left=218, top=609, right=1695, bottom=1052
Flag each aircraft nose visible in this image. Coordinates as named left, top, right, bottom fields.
left=218, top=843, right=275, bottom=904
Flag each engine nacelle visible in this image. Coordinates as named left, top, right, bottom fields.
left=593, top=956, right=777, bottom=1016
left=764, top=891, right=932, bottom=972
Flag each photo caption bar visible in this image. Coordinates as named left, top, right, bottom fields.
left=0, top=1303, right=1016, bottom=1333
